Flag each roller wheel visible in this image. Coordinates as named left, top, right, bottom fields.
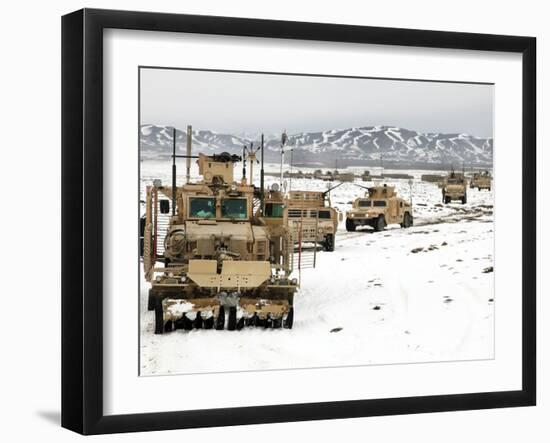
left=193, top=312, right=203, bottom=329
left=174, top=314, right=193, bottom=331
left=345, top=218, right=356, bottom=232
left=203, top=316, right=214, bottom=330
left=283, top=307, right=294, bottom=329
left=236, top=317, right=245, bottom=330
left=227, top=307, right=237, bottom=331
left=215, top=307, right=225, bottom=330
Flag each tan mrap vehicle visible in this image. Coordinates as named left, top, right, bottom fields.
left=141, top=152, right=297, bottom=333
left=345, top=184, right=413, bottom=232
left=283, top=188, right=340, bottom=252
left=470, top=170, right=492, bottom=191
left=440, top=170, right=468, bottom=204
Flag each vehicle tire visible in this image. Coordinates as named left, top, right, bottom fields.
left=462, top=195, right=467, bottom=204
left=154, top=296, right=164, bottom=335
left=227, top=307, right=237, bottom=331
left=193, top=312, right=203, bottom=329
left=147, top=289, right=156, bottom=311
left=374, top=215, right=385, bottom=232
left=345, top=218, right=356, bottom=232
left=164, top=320, right=173, bottom=333
left=324, top=234, right=335, bottom=252
left=283, top=307, right=294, bottom=329
left=215, top=307, right=225, bottom=330
left=401, top=212, right=413, bottom=228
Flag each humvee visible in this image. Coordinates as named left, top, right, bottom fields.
left=141, top=150, right=298, bottom=333
left=441, top=170, right=468, bottom=204
left=470, top=170, right=492, bottom=191
left=345, top=184, right=413, bottom=232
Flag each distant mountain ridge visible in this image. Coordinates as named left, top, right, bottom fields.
left=140, top=124, right=493, bottom=167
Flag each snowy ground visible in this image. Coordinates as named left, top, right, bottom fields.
left=139, top=161, right=494, bottom=376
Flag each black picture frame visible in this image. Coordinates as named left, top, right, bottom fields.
left=62, top=8, right=536, bottom=435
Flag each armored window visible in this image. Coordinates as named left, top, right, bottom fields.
left=265, top=203, right=284, bottom=218
left=288, top=209, right=305, bottom=218
left=221, top=198, right=248, bottom=219
left=373, top=200, right=387, bottom=207
left=309, top=210, right=318, bottom=218
left=189, top=197, right=216, bottom=218
left=318, top=210, right=331, bottom=219
left=358, top=200, right=371, bottom=208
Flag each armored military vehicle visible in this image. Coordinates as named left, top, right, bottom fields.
left=470, top=170, right=492, bottom=191
left=141, top=135, right=297, bottom=333
left=441, top=170, right=468, bottom=204
left=345, top=184, right=413, bottom=232
left=283, top=186, right=341, bottom=252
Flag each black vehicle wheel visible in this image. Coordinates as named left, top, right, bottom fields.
left=345, top=218, right=356, bottom=232
left=174, top=314, right=193, bottom=330
left=236, top=317, right=245, bottom=330
left=203, top=316, right=214, bottom=330
left=215, top=307, right=225, bottom=330
left=147, top=290, right=156, bottom=311
left=154, top=296, right=164, bottom=335
left=324, top=234, right=335, bottom=251
left=193, top=312, right=203, bottom=329
left=164, top=320, right=173, bottom=333
left=283, top=307, right=294, bottom=329
left=401, top=212, right=413, bottom=228
left=272, top=317, right=283, bottom=329
left=374, top=215, right=385, bottom=232
left=227, top=307, right=237, bottom=331
left=462, top=195, right=467, bottom=204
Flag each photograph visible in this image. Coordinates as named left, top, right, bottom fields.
left=138, top=67, right=495, bottom=376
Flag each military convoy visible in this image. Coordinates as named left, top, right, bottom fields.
left=440, top=170, right=468, bottom=204
left=470, top=170, right=492, bottom=191
left=141, top=127, right=494, bottom=334
left=345, top=184, right=413, bottom=232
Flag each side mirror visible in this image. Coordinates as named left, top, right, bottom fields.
left=159, top=200, right=170, bottom=214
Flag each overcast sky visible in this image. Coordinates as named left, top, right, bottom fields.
left=140, top=68, right=494, bottom=138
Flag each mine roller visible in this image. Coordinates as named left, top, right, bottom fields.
left=140, top=128, right=298, bottom=333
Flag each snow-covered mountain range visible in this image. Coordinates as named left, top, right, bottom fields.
left=140, top=124, right=493, bottom=168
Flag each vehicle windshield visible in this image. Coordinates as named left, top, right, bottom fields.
left=189, top=197, right=216, bottom=219
left=318, top=210, right=331, bottom=219
left=447, top=178, right=463, bottom=184
left=265, top=203, right=284, bottom=218
left=358, top=200, right=371, bottom=208
left=373, top=200, right=387, bottom=207
left=221, top=198, right=248, bottom=219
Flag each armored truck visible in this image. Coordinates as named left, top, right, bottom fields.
left=345, top=184, right=413, bottom=232
left=441, top=171, right=468, bottom=204
left=141, top=152, right=298, bottom=333
left=470, top=170, right=492, bottom=191
left=283, top=190, right=340, bottom=252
